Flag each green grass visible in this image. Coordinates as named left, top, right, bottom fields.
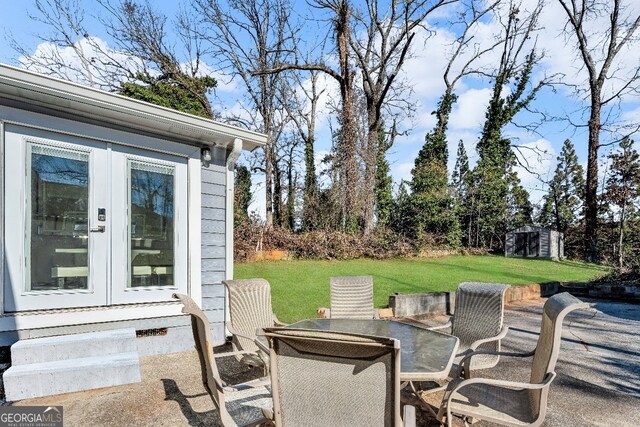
left=234, top=255, right=608, bottom=323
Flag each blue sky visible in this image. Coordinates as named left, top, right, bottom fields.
left=2, top=0, right=639, bottom=216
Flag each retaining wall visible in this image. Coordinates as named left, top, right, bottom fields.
left=388, top=282, right=639, bottom=318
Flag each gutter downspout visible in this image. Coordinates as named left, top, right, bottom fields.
left=224, top=138, right=242, bottom=337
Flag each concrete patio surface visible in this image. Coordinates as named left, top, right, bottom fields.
left=11, top=297, right=640, bottom=426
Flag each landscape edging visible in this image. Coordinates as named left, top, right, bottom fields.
left=388, top=282, right=639, bottom=318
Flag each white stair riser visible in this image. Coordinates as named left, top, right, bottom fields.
left=3, top=353, right=141, bottom=401
left=11, top=329, right=137, bottom=365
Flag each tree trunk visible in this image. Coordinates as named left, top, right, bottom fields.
left=273, top=157, right=282, bottom=227
left=336, top=0, right=358, bottom=231
left=618, top=201, right=626, bottom=268
left=362, top=109, right=378, bottom=235
left=302, top=132, right=317, bottom=230
left=584, top=95, right=600, bottom=261
left=286, top=157, right=295, bottom=230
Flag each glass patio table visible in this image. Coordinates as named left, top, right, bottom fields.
left=263, top=318, right=459, bottom=382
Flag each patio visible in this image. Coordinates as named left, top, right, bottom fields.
left=11, top=297, right=640, bottom=426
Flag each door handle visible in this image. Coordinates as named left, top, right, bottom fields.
left=90, top=226, right=106, bottom=233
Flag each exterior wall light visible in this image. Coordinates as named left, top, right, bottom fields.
left=201, top=146, right=212, bottom=163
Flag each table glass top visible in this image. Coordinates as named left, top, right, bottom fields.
left=286, top=319, right=459, bottom=377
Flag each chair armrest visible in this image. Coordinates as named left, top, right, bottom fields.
left=272, top=313, right=287, bottom=327
left=254, top=335, right=270, bottom=354
left=224, top=377, right=271, bottom=392
left=227, top=324, right=258, bottom=343
left=373, top=309, right=380, bottom=319
left=448, top=372, right=556, bottom=401
left=428, top=320, right=452, bottom=332
left=468, top=326, right=510, bottom=351
left=459, top=348, right=536, bottom=379
left=212, top=350, right=255, bottom=359
left=403, top=404, right=416, bottom=427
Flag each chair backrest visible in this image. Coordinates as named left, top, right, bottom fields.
left=330, top=276, right=375, bottom=319
left=224, top=279, right=275, bottom=354
left=265, top=328, right=402, bottom=427
left=172, top=293, right=227, bottom=415
left=529, top=292, right=588, bottom=416
left=452, top=282, right=510, bottom=367
left=530, top=292, right=588, bottom=383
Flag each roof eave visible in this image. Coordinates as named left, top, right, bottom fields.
left=0, top=64, right=267, bottom=151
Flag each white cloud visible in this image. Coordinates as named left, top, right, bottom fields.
left=187, top=61, right=239, bottom=94
left=450, top=88, right=493, bottom=130
left=19, top=36, right=141, bottom=90
left=297, top=73, right=340, bottom=134
left=513, top=138, right=557, bottom=203
left=248, top=173, right=266, bottom=220
left=392, top=161, right=414, bottom=183
left=414, top=108, right=437, bottom=132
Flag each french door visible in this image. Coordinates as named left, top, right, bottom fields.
left=3, top=125, right=187, bottom=311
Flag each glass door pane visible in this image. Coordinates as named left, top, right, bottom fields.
left=128, top=160, right=175, bottom=288
left=29, top=144, right=90, bottom=291
left=110, top=145, right=187, bottom=305
left=4, top=125, right=109, bottom=311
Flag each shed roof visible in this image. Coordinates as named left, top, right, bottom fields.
left=507, top=225, right=552, bottom=233
left=0, top=64, right=266, bottom=151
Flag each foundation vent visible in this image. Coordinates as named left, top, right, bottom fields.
left=135, top=328, right=168, bottom=338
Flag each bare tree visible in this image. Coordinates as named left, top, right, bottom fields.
left=433, top=0, right=503, bottom=142
left=254, top=0, right=360, bottom=231
left=350, top=0, right=457, bottom=234
left=100, top=0, right=215, bottom=117
left=279, top=69, right=327, bottom=230
left=557, top=0, right=640, bottom=261
left=195, top=0, right=296, bottom=228
left=10, top=0, right=129, bottom=89
left=12, top=0, right=214, bottom=118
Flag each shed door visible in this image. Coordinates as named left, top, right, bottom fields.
left=528, top=232, right=540, bottom=257
left=515, top=232, right=528, bottom=256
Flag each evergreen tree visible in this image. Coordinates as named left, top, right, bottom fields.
left=452, top=140, right=470, bottom=193
left=390, top=181, right=413, bottom=237
left=473, top=50, right=542, bottom=249
left=410, top=94, right=460, bottom=246
left=452, top=141, right=474, bottom=246
left=120, top=72, right=217, bottom=118
left=538, top=139, right=586, bottom=234
left=603, top=137, right=640, bottom=268
left=234, top=165, right=252, bottom=226
left=506, top=154, right=533, bottom=229
left=375, top=126, right=394, bottom=227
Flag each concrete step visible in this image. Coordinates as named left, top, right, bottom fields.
left=3, top=352, right=141, bottom=401
left=10, top=328, right=137, bottom=366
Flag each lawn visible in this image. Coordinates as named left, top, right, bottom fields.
left=234, top=255, right=608, bottom=323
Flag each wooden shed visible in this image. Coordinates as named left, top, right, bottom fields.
left=505, top=225, right=564, bottom=260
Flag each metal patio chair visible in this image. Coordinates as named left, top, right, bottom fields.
left=328, top=275, right=379, bottom=319
left=437, top=292, right=589, bottom=427
left=173, top=293, right=273, bottom=427
left=224, top=279, right=285, bottom=373
left=263, top=327, right=416, bottom=427
left=429, top=282, right=511, bottom=372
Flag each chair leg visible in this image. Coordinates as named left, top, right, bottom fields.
left=410, top=381, right=447, bottom=421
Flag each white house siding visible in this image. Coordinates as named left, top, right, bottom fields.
left=200, top=146, right=228, bottom=344
left=0, top=65, right=266, bottom=354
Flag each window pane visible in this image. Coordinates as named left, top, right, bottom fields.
left=30, top=144, right=89, bottom=291
left=129, top=160, right=174, bottom=288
